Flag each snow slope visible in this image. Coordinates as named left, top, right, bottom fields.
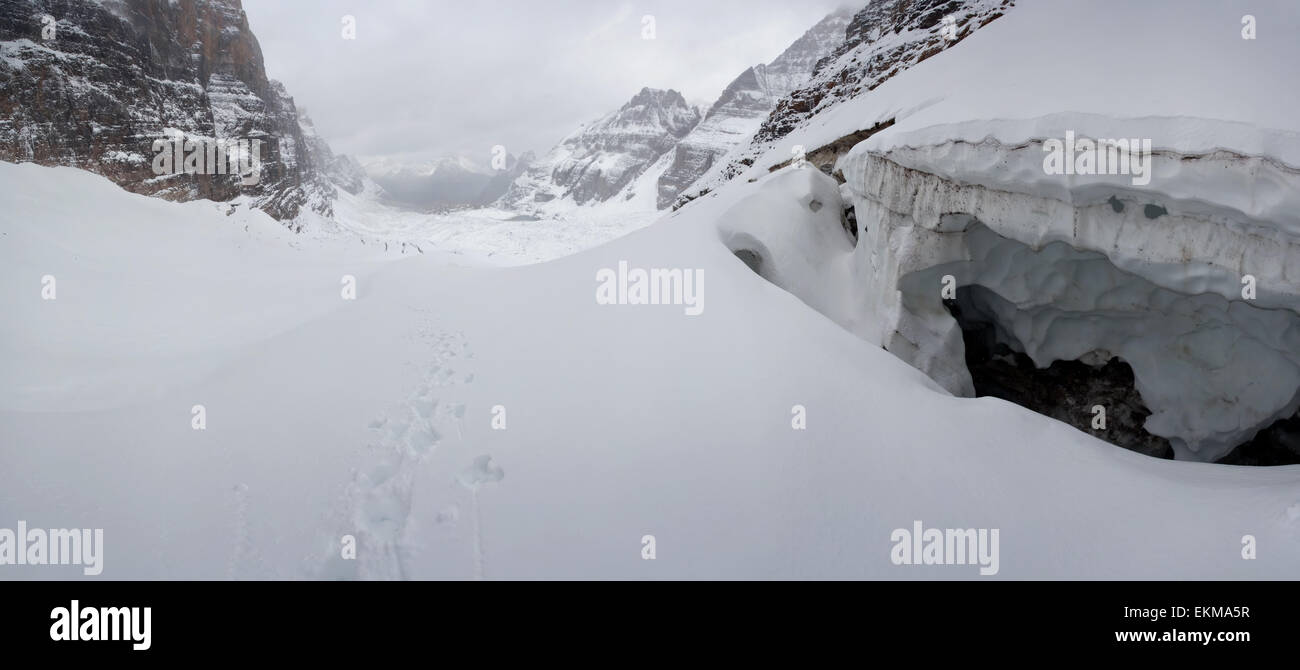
left=2, top=161, right=1297, bottom=580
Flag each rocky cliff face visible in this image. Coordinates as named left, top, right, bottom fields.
left=501, top=87, right=700, bottom=211
left=0, top=0, right=348, bottom=226
left=676, top=0, right=1013, bottom=208
left=755, top=0, right=1012, bottom=145
left=655, top=8, right=853, bottom=210
left=298, top=108, right=366, bottom=197
left=755, top=6, right=857, bottom=96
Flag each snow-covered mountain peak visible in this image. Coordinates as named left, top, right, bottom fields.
left=365, top=155, right=494, bottom=180
left=592, top=87, right=700, bottom=142
left=655, top=8, right=854, bottom=209
left=756, top=5, right=857, bottom=96
left=500, top=87, right=702, bottom=211
left=497, top=9, right=856, bottom=215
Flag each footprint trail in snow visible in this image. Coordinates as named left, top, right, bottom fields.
left=320, top=325, right=474, bottom=580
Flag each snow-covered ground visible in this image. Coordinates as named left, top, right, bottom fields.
left=4, top=0, right=1299, bottom=581
left=2, top=160, right=1298, bottom=580
left=322, top=184, right=661, bottom=267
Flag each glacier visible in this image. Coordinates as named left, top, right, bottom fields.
left=702, top=0, right=1300, bottom=463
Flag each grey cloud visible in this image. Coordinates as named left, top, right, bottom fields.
left=243, top=0, right=852, bottom=164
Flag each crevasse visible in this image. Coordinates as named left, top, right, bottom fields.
left=715, top=120, right=1300, bottom=462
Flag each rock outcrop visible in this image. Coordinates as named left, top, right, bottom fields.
left=677, top=0, right=1013, bottom=208
left=0, top=0, right=353, bottom=226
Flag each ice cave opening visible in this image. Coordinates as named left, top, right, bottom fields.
left=944, top=284, right=1176, bottom=460
left=899, top=223, right=1300, bottom=466
left=733, top=248, right=764, bottom=276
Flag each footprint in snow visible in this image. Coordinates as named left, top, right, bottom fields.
left=320, top=326, right=476, bottom=580
left=457, top=455, right=505, bottom=491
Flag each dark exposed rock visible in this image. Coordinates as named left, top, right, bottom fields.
left=946, top=283, right=1300, bottom=465
left=1216, top=411, right=1300, bottom=466
left=842, top=203, right=858, bottom=245
left=766, top=118, right=896, bottom=174
left=753, top=0, right=1007, bottom=146
left=946, top=286, right=1175, bottom=460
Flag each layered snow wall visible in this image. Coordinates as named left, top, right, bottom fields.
left=841, top=118, right=1300, bottom=462
left=701, top=0, right=1300, bottom=463
left=714, top=124, right=1300, bottom=463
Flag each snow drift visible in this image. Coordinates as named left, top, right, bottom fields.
left=3, top=158, right=1299, bottom=580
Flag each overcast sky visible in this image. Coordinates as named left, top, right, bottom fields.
left=243, top=0, right=851, bottom=168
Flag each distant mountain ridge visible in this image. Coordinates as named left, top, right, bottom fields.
left=497, top=8, right=856, bottom=215
left=367, top=153, right=532, bottom=212
left=500, top=87, right=701, bottom=213
left=655, top=7, right=854, bottom=209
